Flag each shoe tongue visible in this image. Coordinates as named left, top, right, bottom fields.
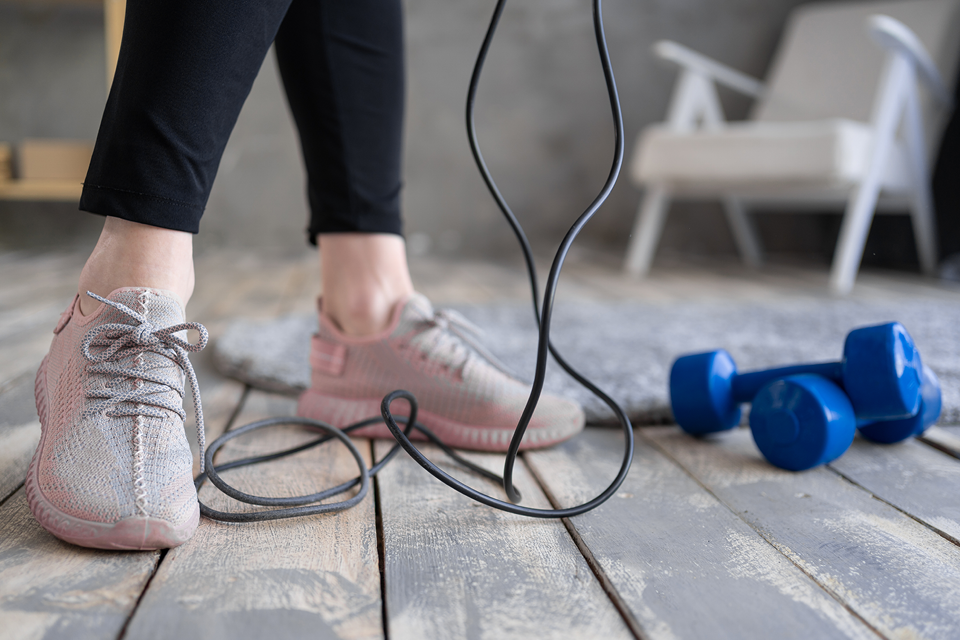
left=102, top=288, right=185, bottom=328
left=391, top=293, right=435, bottom=338
left=93, top=289, right=187, bottom=402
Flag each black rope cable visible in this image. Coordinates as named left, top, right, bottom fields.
left=195, top=411, right=507, bottom=522
left=195, top=0, right=633, bottom=521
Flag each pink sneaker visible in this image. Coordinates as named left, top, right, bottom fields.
left=27, top=288, right=207, bottom=550
left=297, top=294, right=585, bottom=451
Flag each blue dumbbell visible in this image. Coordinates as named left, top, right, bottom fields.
left=749, top=374, right=856, bottom=471
left=670, top=321, right=923, bottom=435
left=858, top=364, right=941, bottom=444
left=750, top=365, right=941, bottom=471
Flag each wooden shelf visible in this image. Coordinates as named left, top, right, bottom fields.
left=0, top=1, right=124, bottom=204
left=0, top=1, right=102, bottom=7
left=0, top=179, right=82, bottom=201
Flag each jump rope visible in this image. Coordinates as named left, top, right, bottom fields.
left=194, top=0, right=635, bottom=522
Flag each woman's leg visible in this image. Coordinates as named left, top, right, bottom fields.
left=77, top=218, right=194, bottom=315
left=274, top=0, right=405, bottom=243
left=276, top=1, right=585, bottom=451
left=78, top=0, right=293, bottom=314
left=318, top=234, right=414, bottom=336
left=31, top=0, right=298, bottom=551
left=274, top=0, right=409, bottom=335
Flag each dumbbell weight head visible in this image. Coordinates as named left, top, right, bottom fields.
left=749, top=374, right=856, bottom=471
left=858, top=364, right=941, bottom=444
left=669, top=350, right=741, bottom=435
left=841, top=322, right=922, bottom=421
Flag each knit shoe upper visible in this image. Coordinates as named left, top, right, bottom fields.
left=27, top=288, right=207, bottom=550
left=297, top=293, right=585, bottom=451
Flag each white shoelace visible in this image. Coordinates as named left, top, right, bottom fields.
left=417, top=308, right=518, bottom=379
left=80, top=293, right=210, bottom=475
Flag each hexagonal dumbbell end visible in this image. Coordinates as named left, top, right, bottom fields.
left=858, top=364, right=941, bottom=444
left=669, top=349, right=741, bottom=435
left=841, top=322, right=923, bottom=421
left=749, top=374, right=857, bottom=472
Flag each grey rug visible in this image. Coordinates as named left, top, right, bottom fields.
left=213, top=298, right=960, bottom=425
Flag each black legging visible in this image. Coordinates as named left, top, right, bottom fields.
left=80, top=0, right=405, bottom=244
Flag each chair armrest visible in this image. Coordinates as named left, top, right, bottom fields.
left=653, top=40, right=765, bottom=99
left=868, top=14, right=953, bottom=108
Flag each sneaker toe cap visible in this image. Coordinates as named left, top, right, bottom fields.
left=521, top=393, right=585, bottom=449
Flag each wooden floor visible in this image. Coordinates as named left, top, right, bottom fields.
left=2, top=248, right=960, bottom=640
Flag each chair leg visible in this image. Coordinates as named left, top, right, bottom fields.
left=722, top=197, right=763, bottom=268
left=624, top=185, right=671, bottom=276
left=909, top=182, right=939, bottom=275
left=830, top=182, right=882, bottom=294
left=903, top=86, right=938, bottom=275
left=830, top=55, right=909, bottom=295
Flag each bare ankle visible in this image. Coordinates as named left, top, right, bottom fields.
left=318, top=233, right=414, bottom=337
left=322, top=291, right=404, bottom=336
left=78, top=217, right=195, bottom=315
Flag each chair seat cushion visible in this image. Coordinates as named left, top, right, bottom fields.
left=632, top=119, right=908, bottom=191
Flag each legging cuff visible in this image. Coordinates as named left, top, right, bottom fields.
left=307, top=213, right=403, bottom=246
left=79, top=183, right=204, bottom=234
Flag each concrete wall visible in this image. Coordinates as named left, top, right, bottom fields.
left=402, top=0, right=812, bottom=258
left=0, top=0, right=820, bottom=259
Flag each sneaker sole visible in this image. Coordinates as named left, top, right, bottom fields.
left=297, top=389, right=583, bottom=452
left=27, top=356, right=199, bottom=551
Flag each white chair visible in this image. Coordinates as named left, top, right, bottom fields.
left=624, top=0, right=960, bottom=293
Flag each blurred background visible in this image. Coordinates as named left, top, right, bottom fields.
left=0, top=0, right=930, bottom=266
left=1, top=0, right=957, bottom=276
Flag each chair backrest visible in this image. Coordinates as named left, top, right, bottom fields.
left=753, top=0, right=960, bottom=133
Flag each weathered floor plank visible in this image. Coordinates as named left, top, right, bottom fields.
left=189, top=252, right=312, bottom=327
left=0, top=333, right=243, bottom=640
left=183, top=253, right=298, bottom=462
left=0, top=491, right=159, bottom=640
left=0, top=253, right=81, bottom=389
left=646, top=426, right=960, bottom=640
left=182, top=346, right=246, bottom=470
left=3, top=249, right=960, bottom=639
left=0, top=374, right=41, bottom=502
left=0, top=296, right=68, bottom=345
left=829, top=437, right=960, bottom=544
left=920, top=426, right=960, bottom=461
left=374, top=440, right=633, bottom=640
left=525, top=429, right=878, bottom=640
left=0, top=324, right=55, bottom=395
left=0, top=253, right=256, bottom=640
left=124, top=391, right=382, bottom=640
left=0, top=253, right=83, bottom=316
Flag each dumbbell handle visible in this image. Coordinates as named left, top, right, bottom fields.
left=732, top=362, right=842, bottom=403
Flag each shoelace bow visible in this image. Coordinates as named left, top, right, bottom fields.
left=81, top=292, right=210, bottom=473
left=415, top=308, right=517, bottom=379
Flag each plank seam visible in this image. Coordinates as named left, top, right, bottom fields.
left=374, top=444, right=390, bottom=640
left=0, top=370, right=32, bottom=398
left=115, top=383, right=250, bottom=638
left=917, top=435, right=960, bottom=461
left=826, top=464, right=960, bottom=548
left=0, top=481, right=24, bottom=509
left=274, top=258, right=311, bottom=316
left=520, top=453, right=649, bottom=640
left=220, top=385, right=251, bottom=436
left=114, top=386, right=250, bottom=639
left=116, top=549, right=164, bottom=640
left=638, top=431, right=887, bottom=640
